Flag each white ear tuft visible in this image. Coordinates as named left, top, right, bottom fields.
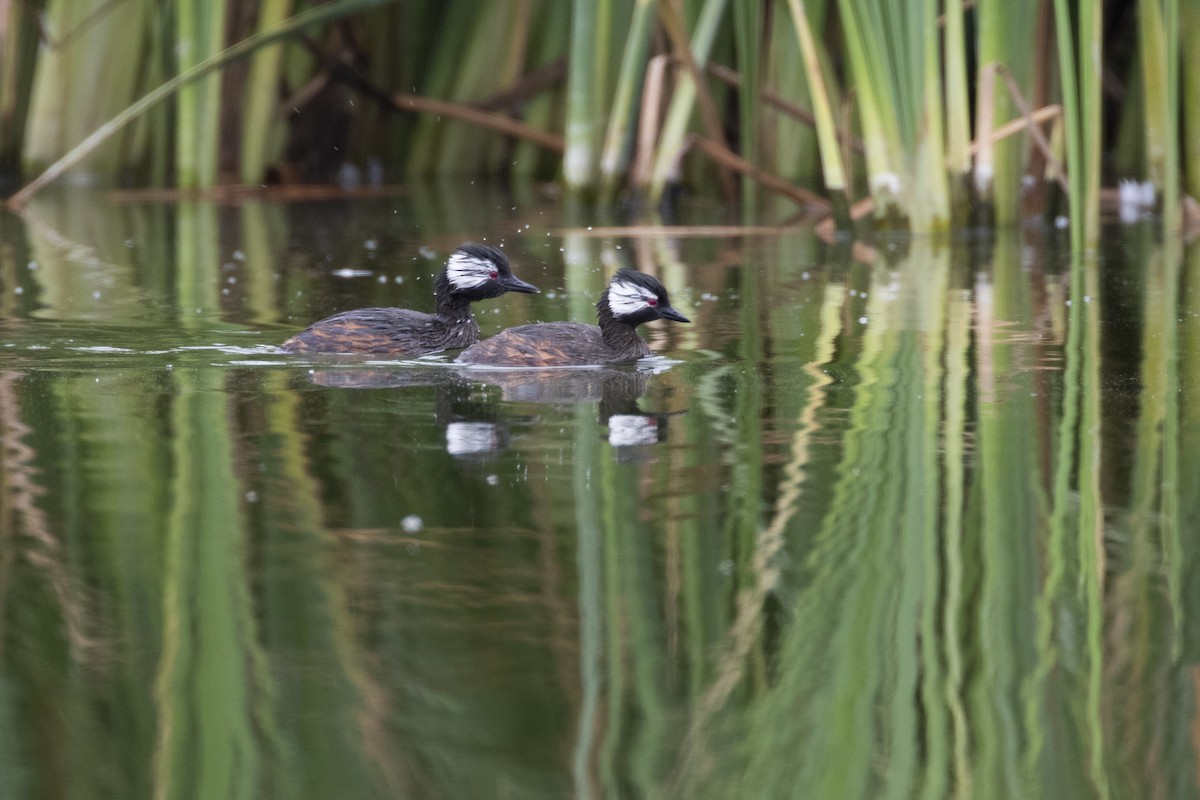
left=447, top=252, right=497, bottom=290
left=608, top=278, right=658, bottom=316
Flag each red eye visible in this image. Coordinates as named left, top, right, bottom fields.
left=490, top=271, right=499, bottom=279
left=647, top=298, right=658, bottom=307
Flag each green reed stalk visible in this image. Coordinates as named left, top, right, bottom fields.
left=565, top=0, right=602, bottom=190
left=1051, top=0, right=1102, bottom=249
left=1134, top=0, right=1181, bottom=232
left=1162, top=0, right=1181, bottom=233
left=647, top=0, right=727, bottom=203
left=239, top=0, right=293, bottom=184
left=599, top=0, right=658, bottom=195
left=1137, top=0, right=1169, bottom=191
left=1183, top=4, right=1200, bottom=199
left=942, top=0, right=971, bottom=182
left=829, top=0, right=908, bottom=223
left=733, top=0, right=762, bottom=211
left=784, top=0, right=847, bottom=206
left=0, top=0, right=39, bottom=171
left=914, top=0, right=948, bottom=229
left=1079, top=3, right=1103, bottom=246
left=177, top=0, right=228, bottom=188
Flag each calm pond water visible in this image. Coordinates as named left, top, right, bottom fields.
left=0, top=186, right=1198, bottom=799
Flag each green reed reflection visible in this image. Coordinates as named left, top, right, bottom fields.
left=2, top=196, right=1199, bottom=799
left=155, top=367, right=264, bottom=800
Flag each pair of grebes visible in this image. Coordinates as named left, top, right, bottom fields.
left=280, top=243, right=689, bottom=366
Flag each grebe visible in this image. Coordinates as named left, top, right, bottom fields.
left=279, top=243, right=538, bottom=355
left=457, top=269, right=688, bottom=366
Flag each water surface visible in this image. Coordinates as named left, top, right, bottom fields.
left=1, top=187, right=1198, bottom=799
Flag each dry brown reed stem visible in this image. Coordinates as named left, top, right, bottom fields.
left=688, top=134, right=830, bottom=210
left=993, top=64, right=1068, bottom=190
left=473, top=59, right=568, bottom=111
left=560, top=224, right=790, bottom=237
left=633, top=55, right=671, bottom=187
left=974, top=63, right=1069, bottom=194
left=966, top=105, right=1063, bottom=155
left=391, top=94, right=565, bottom=153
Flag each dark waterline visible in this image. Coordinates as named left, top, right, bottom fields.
left=0, top=187, right=1197, bottom=799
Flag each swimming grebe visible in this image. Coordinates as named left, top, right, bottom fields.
left=279, top=243, right=538, bottom=355
left=457, top=269, right=688, bottom=366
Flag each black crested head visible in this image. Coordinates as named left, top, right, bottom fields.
left=436, top=242, right=539, bottom=303
left=598, top=268, right=690, bottom=326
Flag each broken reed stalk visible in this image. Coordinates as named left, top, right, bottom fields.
left=391, top=94, right=565, bottom=153
left=689, top=134, right=829, bottom=210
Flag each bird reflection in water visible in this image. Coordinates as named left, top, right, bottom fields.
left=304, top=363, right=683, bottom=460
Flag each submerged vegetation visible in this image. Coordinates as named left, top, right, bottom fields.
left=0, top=0, right=1192, bottom=233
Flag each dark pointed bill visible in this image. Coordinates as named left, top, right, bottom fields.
left=503, top=275, right=540, bottom=294
left=658, top=306, right=690, bottom=323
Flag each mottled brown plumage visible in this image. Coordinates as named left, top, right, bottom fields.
left=458, top=269, right=688, bottom=367
left=279, top=243, right=537, bottom=356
